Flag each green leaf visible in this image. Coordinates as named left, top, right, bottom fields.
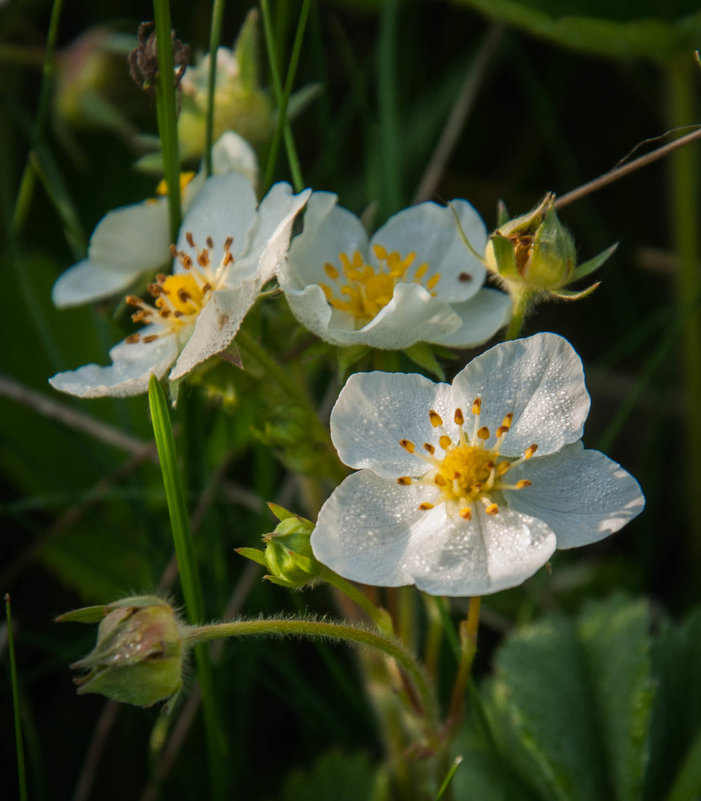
left=403, top=342, right=445, bottom=380
left=664, top=728, right=701, bottom=801
left=577, top=596, right=655, bottom=801
left=453, top=0, right=701, bottom=61
left=280, top=750, right=380, bottom=801
left=490, top=614, right=609, bottom=801
left=571, top=243, right=619, bottom=281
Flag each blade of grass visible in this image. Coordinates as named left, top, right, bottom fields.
left=204, top=0, right=226, bottom=177
left=153, top=0, right=182, bottom=241
left=261, top=0, right=311, bottom=192
left=5, top=594, right=28, bottom=801
left=377, top=0, right=402, bottom=219
left=147, top=376, right=227, bottom=801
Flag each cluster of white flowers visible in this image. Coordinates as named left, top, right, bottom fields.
left=50, top=121, right=644, bottom=596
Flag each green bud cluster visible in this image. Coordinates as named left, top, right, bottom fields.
left=238, top=504, right=323, bottom=589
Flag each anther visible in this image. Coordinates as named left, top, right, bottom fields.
left=439, top=435, right=452, bottom=450
left=142, top=334, right=159, bottom=343
left=423, top=443, right=435, bottom=455
left=516, top=479, right=532, bottom=489
left=399, top=439, right=416, bottom=453
left=496, top=461, right=511, bottom=476
left=418, top=502, right=434, bottom=511
left=169, top=244, right=178, bottom=258
left=477, top=426, right=490, bottom=440
left=126, top=295, right=142, bottom=307
left=197, top=250, right=209, bottom=267
left=125, top=333, right=141, bottom=344
left=434, top=475, right=447, bottom=486
left=472, top=398, right=481, bottom=414
left=224, top=236, right=233, bottom=250
left=501, top=412, right=514, bottom=429
left=186, top=232, right=195, bottom=248
left=206, top=236, right=214, bottom=249
left=223, top=252, right=234, bottom=266
left=459, top=507, right=472, bottom=520
left=177, top=288, right=191, bottom=304
left=397, top=477, right=412, bottom=485
left=485, top=503, right=499, bottom=516
left=428, top=410, right=443, bottom=427
left=324, top=263, right=339, bottom=280
left=496, top=426, right=509, bottom=438
left=524, top=444, right=538, bottom=459
left=454, top=408, right=464, bottom=426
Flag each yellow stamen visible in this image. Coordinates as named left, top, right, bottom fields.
left=429, top=410, right=443, bottom=427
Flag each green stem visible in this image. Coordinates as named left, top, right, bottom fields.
left=204, top=0, right=226, bottom=177
left=666, top=56, right=701, bottom=561
left=5, top=595, right=28, bottom=801
left=185, top=616, right=442, bottom=747
left=11, top=0, right=65, bottom=237
left=319, top=566, right=391, bottom=631
left=446, top=596, right=480, bottom=732
left=148, top=377, right=227, bottom=801
left=261, top=0, right=310, bottom=192
left=378, top=0, right=402, bottom=218
left=153, top=0, right=182, bottom=241
left=504, top=288, right=531, bottom=340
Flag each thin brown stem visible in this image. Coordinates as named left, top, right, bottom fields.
left=555, top=126, right=701, bottom=210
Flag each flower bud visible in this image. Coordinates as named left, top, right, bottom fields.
left=60, top=596, right=184, bottom=707
left=238, top=505, right=323, bottom=589
left=484, top=194, right=615, bottom=302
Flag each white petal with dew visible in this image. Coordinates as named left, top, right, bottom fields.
left=233, top=183, right=311, bottom=284
left=451, top=332, right=590, bottom=457
left=431, top=287, right=511, bottom=347
left=407, top=504, right=556, bottom=596
left=169, top=281, right=259, bottom=380
left=330, top=370, right=453, bottom=477
left=370, top=199, right=487, bottom=304
left=88, top=197, right=171, bottom=273
left=52, top=260, right=142, bottom=308
left=311, top=470, right=433, bottom=587
left=504, top=442, right=645, bottom=549
left=49, top=329, right=178, bottom=398
left=211, top=131, right=259, bottom=189
left=174, top=173, right=257, bottom=271
left=282, top=192, right=369, bottom=287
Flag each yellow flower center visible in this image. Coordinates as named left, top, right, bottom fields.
left=398, top=399, right=537, bottom=520
left=319, top=244, right=441, bottom=327
left=155, top=171, right=197, bottom=197
left=125, top=232, right=234, bottom=345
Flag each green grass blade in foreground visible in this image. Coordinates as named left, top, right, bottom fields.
left=5, top=594, right=28, bottom=801
left=153, top=0, right=181, bottom=241
left=204, top=0, right=226, bottom=177
left=147, top=375, right=228, bottom=801
left=261, top=0, right=310, bottom=192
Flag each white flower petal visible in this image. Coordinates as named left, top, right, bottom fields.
left=283, top=192, right=369, bottom=287
left=451, top=332, right=590, bottom=456
left=175, top=173, right=258, bottom=269
left=169, top=281, right=259, bottom=381
left=407, top=505, right=556, bottom=596
left=52, top=260, right=141, bottom=308
left=431, top=287, right=511, bottom=347
left=371, top=199, right=487, bottom=304
left=211, top=131, right=259, bottom=189
left=49, top=329, right=178, bottom=398
left=233, top=183, right=311, bottom=284
left=311, top=470, right=431, bottom=587
left=505, top=442, right=645, bottom=548
left=330, top=370, right=453, bottom=477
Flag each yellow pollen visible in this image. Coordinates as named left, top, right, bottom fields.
left=156, top=171, right=196, bottom=197
left=396, top=404, right=538, bottom=522
left=161, top=274, right=205, bottom=315
left=319, top=246, right=442, bottom=327
left=429, top=410, right=443, bottom=427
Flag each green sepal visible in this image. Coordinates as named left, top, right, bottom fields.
left=489, top=231, right=519, bottom=279
left=496, top=198, right=510, bottom=227
left=337, top=345, right=371, bottom=379
left=550, top=282, right=600, bottom=301
left=234, top=9, right=261, bottom=93
left=572, top=242, right=618, bottom=281
left=267, top=502, right=297, bottom=522
left=56, top=605, right=108, bottom=624
left=404, top=342, right=445, bottom=380
left=235, top=547, right=269, bottom=567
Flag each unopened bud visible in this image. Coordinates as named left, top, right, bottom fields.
left=59, top=596, right=184, bottom=707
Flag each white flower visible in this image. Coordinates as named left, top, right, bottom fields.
left=277, top=192, right=511, bottom=350
left=311, top=333, right=645, bottom=596
left=49, top=173, right=310, bottom=398
left=52, top=132, right=259, bottom=308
